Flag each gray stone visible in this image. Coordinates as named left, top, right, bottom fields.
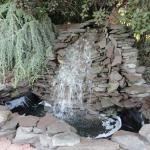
left=37, top=113, right=58, bottom=130
left=112, top=130, right=150, bottom=150
left=0, top=130, right=16, bottom=139
left=0, top=83, right=6, bottom=91
left=0, top=106, right=11, bottom=124
left=39, top=134, right=53, bottom=148
left=111, top=48, right=122, bottom=66
left=130, top=93, right=150, bottom=98
left=2, top=119, right=17, bottom=131
left=124, top=73, right=145, bottom=85
left=57, top=138, right=119, bottom=150
left=47, top=120, right=76, bottom=136
left=119, top=77, right=126, bottom=88
left=62, top=29, right=86, bottom=34
left=139, top=124, right=150, bottom=143
left=106, top=41, right=114, bottom=59
left=93, top=84, right=107, bottom=92
left=101, top=98, right=114, bottom=108
left=52, top=132, right=80, bottom=147
left=125, top=85, right=150, bottom=95
left=14, top=127, right=38, bottom=143
left=99, top=38, right=107, bottom=49
left=109, top=35, right=117, bottom=48
left=18, top=115, right=39, bottom=127
left=136, top=66, right=146, bottom=74
left=107, top=82, right=119, bottom=93
left=112, top=56, right=122, bottom=67
left=109, top=71, right=122, bottom=81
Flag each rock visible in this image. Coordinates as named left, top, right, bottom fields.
left=18, top=116, right=39, bottom=127
left=111, top=48, right=122, bottom=66
left=0, top=106, right=11, bottom=124
left=62, top=29, right=86, bottom=34
left=0, top=138, right=35, bottom=150
left=112, top=56, right=122, bottom=67
left=57, top=138, right=119, bottom=150
left=37, top=113, right=58, bottom=130
left=112, top=130, right=150, bottom=150
left=136, top=66, right=146, bottom=74
left=130, top=93, right=150, bottom=98
left=103, top=58, right=111, bottom=66
left=122, top=65, right=136, bottom=73
left=0, top=130, right=16, bottom=140
left=124, top=73, right=145, bottom=85
left=106, top=41, right=114, bottom=59
left=14, top=127, right=38, bottom=144
left=119, top=77, right=126, bottom=88
left=54, top=42, right=67, bottom=50
left=101, top=98, right=114, bottom=108
left=109, top=71, right=122, bottom=81
left=33, top=127, right=43, bottom=134
left=110, top=96, right=123, bottom=107
left=109, top=25, right=125, bottom=30
left=47, top=120, right=76, bottom=136
left=124, top=85, right=150, bottom=95
left=93, top=84, right=107, bottom=92
left=109, top=35, right=117, bottom=48
left=141, top=100, right=150, bottom=120
left=92, top=66, right=103, bottom=74
left=139, top=124, right=150, bottom=143
left=107, top=82, right=119, bottom=93
left=39, top=134, right=53, bottom=148
left=2, top=119, right=18, bottom=131
left=99, top=38, right=106, bottom=49
left=0, top=83, right=6, bottom=91
left=122, top=98, right=142, bottom=108
left=52, top=132, right=80, bottom=147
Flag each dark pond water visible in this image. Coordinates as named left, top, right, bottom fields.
left=5, top=91, right=46, bottom=117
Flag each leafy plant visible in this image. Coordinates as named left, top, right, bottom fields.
left=81, top=0, right=118, bottom=26
left=0, top=1, right=55, bottom=86
left=119, top=0, right=150, bottom=39
left=93, top=9, right=107, bottom=26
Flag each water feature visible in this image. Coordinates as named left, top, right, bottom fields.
left=53, top=37, right=93, bottom=118
left=52, top=36, right=122, bottom=138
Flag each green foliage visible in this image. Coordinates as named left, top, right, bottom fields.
left=119, top=0, right=150, bottom=81
left=43, top=0, right=83, bottom=23
left=0, top=2, right=55, bottom=86
left=119, top=0, right=150, bottom=37
left=93, top=9, right=107, bottom=26
left=81, top=0, right=118, bottom=26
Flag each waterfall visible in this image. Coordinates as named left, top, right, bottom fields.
left=53, top=38, right=93, bottom=118
left=51, top=36, right=122, bottom=138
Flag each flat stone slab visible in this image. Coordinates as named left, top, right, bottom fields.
left=0, top=106, right=11, bottom=124
left=14, top=127, right=38, bottom=144
left=52, top=132, right=80, bottom=147
left=112, top=130, right=150, bottom=150
left=18, top=116, right=39, bottom=127
left=47, top=120, right=76, bottom=136
left=37, top=113, right=58, bottom=129
left=0, top=138, right=35, bottom=150
left=139, top=124, right=150, bottom=143
left=57, top=138, right=119, bottom=150
left=124, top=85, right=150, bottom=95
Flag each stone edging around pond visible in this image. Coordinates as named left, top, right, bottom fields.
left=0, top=105, right=150, bottom=150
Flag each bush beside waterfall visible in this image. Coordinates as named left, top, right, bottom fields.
left=0, top=2, right=55, bottom=85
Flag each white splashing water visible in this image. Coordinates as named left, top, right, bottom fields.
left=53, top=38, right=93, bottom=118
